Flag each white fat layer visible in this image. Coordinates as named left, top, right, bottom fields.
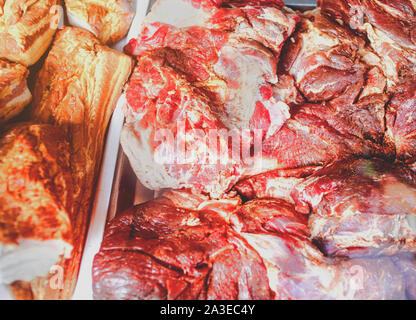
left=121, top=123, right=179, bottom=191
left=0, top=239, right=72, bottom=284
left=1, top=87, right=31, bottom=120
left=213, top=42, right=279, bottom=129
left=241, top=233, right=339, bottom=298
left=145, top=0, right=211, bottom=28
left=264, top=177, right=303, bottom=203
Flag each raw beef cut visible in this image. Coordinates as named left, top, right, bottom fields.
left=292, top=158, right=416, bottom=258
left=259, top=97, right=389, bottom=172
left=122, top=0, right=301, bottom=196
left=229, top=199, right=407, bottom=300
left=234, top=166, right=321, bottom=202
left=126, top=24, right=289, bottom=134
left=125, top=0, right=299, bottom=134
left=392, top=254, right=416, bottom=300
left=386, top=78, right=416, bottom=164
left=281, top=9, right=367, bottom=105
left=92, top=198, right=273, bottom=300
left=319, top=0, right=416, bottom=86
left=121, top=53, right=244, bottom=198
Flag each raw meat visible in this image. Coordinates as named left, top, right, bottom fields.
left=230, top=199, right=406, bottom=300
left=281, top=9, right=367, bottom=105
left=386, top=78, right=416, bottom=164
left=392, top=254, right=416, bottom=300
left=125, top=0, right=299, bottom=133
left=92, top=198, right=273, bottom=300
left=292, top=158, right=416, bottom=258
left=259, top=98, right=388, bottom=172
left=121, top=53, right=244, bottom=198
left=234, top=166, right=321, bottom=202
left=122, top=0, right=302, bottom=196
left=319, top=0, right=416, bottom=86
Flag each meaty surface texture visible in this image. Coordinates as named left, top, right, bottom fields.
left=93, top=199, right=273, bottom=300
left=229, top=199, right=406, bottom=300
left=0, top=124, right=73, bottom=286
left=121, top=53, right=244, bottom=198
left=319, top=0, right=416, bottom=86
left=292, top=158, right=416, bottom=258
left=29, top=26, right=133, bottom=300
left=65, top=0, right=135, bottom=45
left=234, top=166, right=322, bottom=202
left=121, top=0, right=303, bottom=196
left=386, top=78, right=416, bottom=164
left=260, top=98, right=389, bottom=172
left=125, top=0, right=300, bottom=133
left=281, top=9, right=367, bottom=105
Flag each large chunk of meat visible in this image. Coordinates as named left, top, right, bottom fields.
left=121, top=53, right=244, bottom=198
left=281, top=9, right=367, bottom=105
left=121, top=0, right=302, bottom=195
left=292, top=158, right=416, bottom=258
left=259, top=98, right=388, bottom=172
left=230, top=199, right=406, bottom=300
left=92, top=199, right=273, bottom=300
left=125, top=0, right=299, bottom=134
left=126, top=24, right=289, bottom=134
left=319, top=0, right=416, bottom=86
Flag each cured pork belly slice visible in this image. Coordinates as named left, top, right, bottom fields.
left=0, top=59, right=31, bottom=124
left=0, top=0, right=61, bottom=66
left=0, top=124, right=73, bottom=286
left=65, top=0, right=135, bottom=45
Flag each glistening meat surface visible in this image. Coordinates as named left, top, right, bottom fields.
left=319, top=0, right=416, bottom=86
left=292, top=158, right=416, bottom=258
left=92, top=198, right=273, bottom=300
left=121, top=53, right=244, bottom=198
left=229, top=199, right=407, bottom=300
